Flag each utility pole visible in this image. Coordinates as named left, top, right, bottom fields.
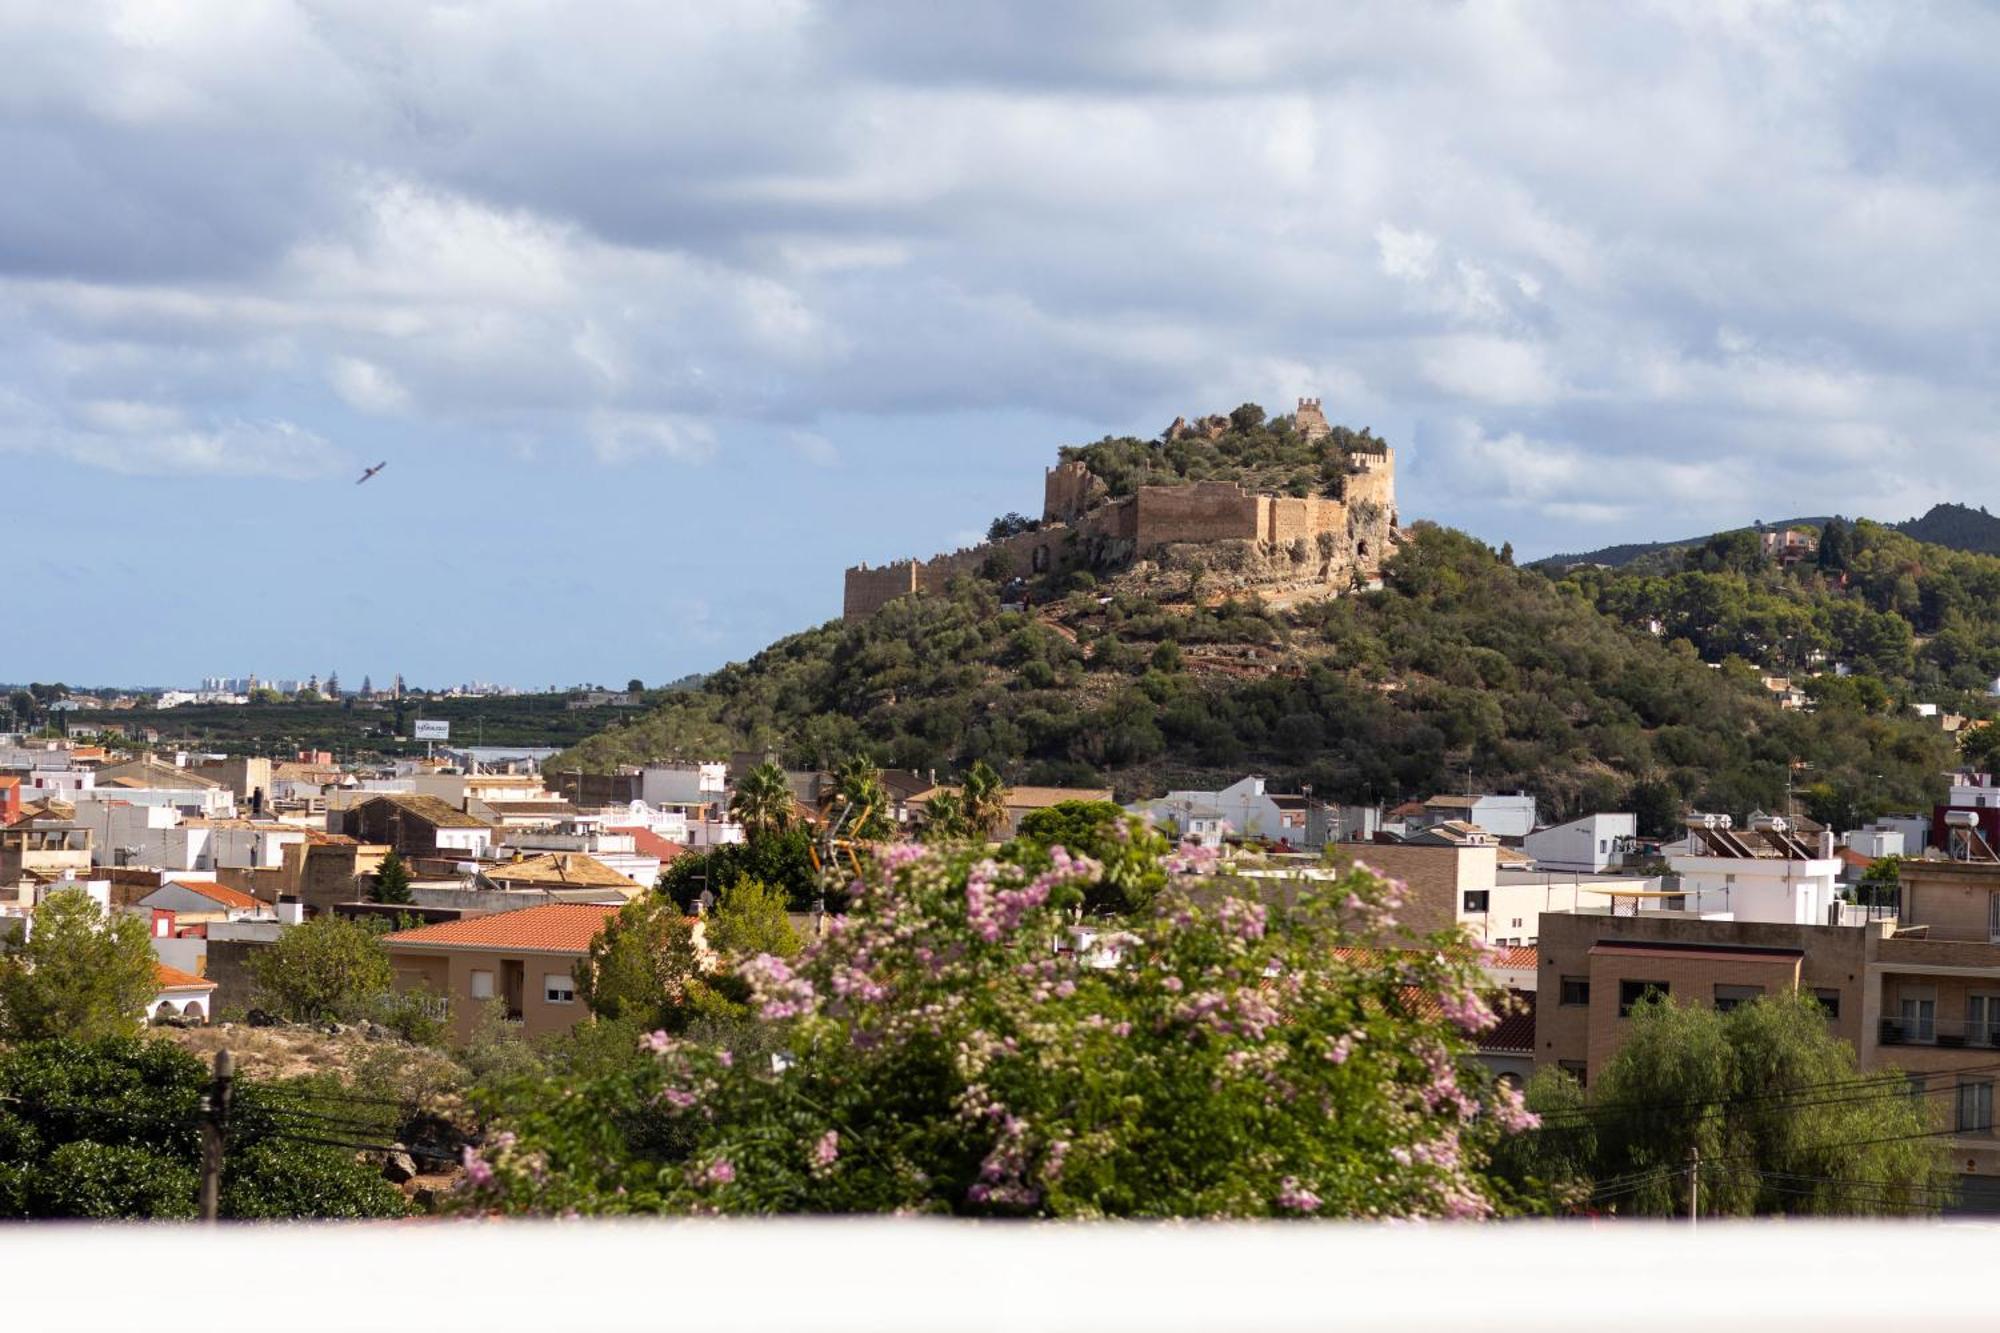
left=199, top=1049, right=234, bottom=1223
left=1687, top=1143, right=1700, bottom=1232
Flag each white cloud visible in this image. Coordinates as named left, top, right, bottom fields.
left=1375, top=224, right=1437, bottom=283
left=1418, top=337, right=1562, bottom=406
left=328, top=356, right=409, bottom=414
left=0, top=0, right=1996, bottom=543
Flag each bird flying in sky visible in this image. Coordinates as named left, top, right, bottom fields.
left=356, top=461, right=388, bottom=485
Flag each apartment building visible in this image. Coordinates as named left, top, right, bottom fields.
left=1537, top=849, right=2000, bottom=1205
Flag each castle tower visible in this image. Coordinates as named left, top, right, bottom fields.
left=1295, top=397, right=1331, bottom=443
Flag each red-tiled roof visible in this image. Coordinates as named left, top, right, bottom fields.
left=1397, top=986, right=1536, bottom=1053
left=1484, top=990, right=1536, bottom=1053
left=611, top=826, right=688, bottom=864
left=1492, top=946, right=1538, bottom=970
left=153, top=962, right=217, bottom=992
left=165, top=880, right=265, bottom=911
left=381, top=902, right=621, bottom=954
left=1838, top=847, right=1876, bottom=870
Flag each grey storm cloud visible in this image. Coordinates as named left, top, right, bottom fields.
left=2, top=1, right=1999, bottom=546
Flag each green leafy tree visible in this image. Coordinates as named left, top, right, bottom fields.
left=574, top=895, right=704, bottom=1032
left=1527, top=992, right=1952, bottom=1216
left=960, top=760, right=1010, bottom=840
left=370, top=850, right=415, bottom=905
left=0, top=891, right=158, bottom=1042
left=660, top=825, right=821, bottom=913
left=247, top=916, right=393, bottom=1022
left=1010, top=800, right=1172, bottom=917
left=466, top=846, right=1539, bottom=1218
left=1855, top=855, right=1902, bottom=908
left=729, top=761, right=795, bottom=839
left=705, top=876, right=801, bottom=962
left=0, top=1037, right=405, bottom=1220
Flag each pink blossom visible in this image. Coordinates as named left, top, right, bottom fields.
left=1325, top=1035, right=1353, bottom=1065
left=1440, top=986, right=1498, bottom=1034
left=461, top=1147, right=494, bottom=1188
left=742, top=953, right=818, bottom=1020
left=701, top=1158, right=736, bottom=1187
left=1276, top=1177, right=1322, bottom=1213
left=811, top=1130, right=841, bottom=1170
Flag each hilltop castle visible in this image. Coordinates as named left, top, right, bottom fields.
left=843, top=398, right=1398, bottom=620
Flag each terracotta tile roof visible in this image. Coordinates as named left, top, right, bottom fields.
left=355, top=793, right=491, bottom=829
left=153, top=962, right=217, bottom=992
left=1397, top=986, right=1536, bottom=1053
left=1838, top=847, right=1876, bottom=870
left=1493, top=945, right=1539, bottom=970
left=611, top=826, right=688, bottom=863
left=165, top=879, right=266, bottom=911
left=382, top=902, right=622, bottom=954
left=479, top=853, right=638, bottom=890
left=96, top=760, right=221, bottom=790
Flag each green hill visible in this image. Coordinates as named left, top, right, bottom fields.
left=556, top=522, right=1960, bottom=835
left=1537, top=504, right=2000, bottom=571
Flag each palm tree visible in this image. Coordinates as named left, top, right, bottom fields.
left=729, top=761, right=794, bottom=839
left=961, top=761, right=1010, bottom=840
left=919, top=793, right=969, bottom=843
left=830, top=755, right=893, bottom=840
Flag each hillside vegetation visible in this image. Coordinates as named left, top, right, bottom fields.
left=1539, top=503, right=2000, bottom=571
left=1059, top=402, right=1389, bottom=500
left=558, top=524, right=1957, bottom=832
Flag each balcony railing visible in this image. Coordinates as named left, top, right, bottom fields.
left=1879, top=1016, right=2000, bottom=1048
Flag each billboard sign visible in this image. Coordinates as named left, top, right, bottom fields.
left=413, top=719, right=451, bottom=741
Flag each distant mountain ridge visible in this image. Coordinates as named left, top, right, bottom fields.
left=1535, top=503, right=2000, bottom=570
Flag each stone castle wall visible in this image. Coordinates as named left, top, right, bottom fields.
left=842, top=419, right=1396, bottom=620
left=842, top=561, right=922, bottom=620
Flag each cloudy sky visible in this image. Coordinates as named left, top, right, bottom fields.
left=7, top=2, right=1998, bottom=687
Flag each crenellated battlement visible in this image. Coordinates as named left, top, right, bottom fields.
left=842, top=398, right=1398, bottom=620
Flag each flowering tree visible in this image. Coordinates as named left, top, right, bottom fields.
left=467, top=841, right=1538, bottom=1218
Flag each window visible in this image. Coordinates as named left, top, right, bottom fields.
left=1558, top=1060, right=1588, bottom=1088
left=1713, top=984, right=1764, bottom=1014
left=1462, top=890, right=1490, bottom=913
left=469, top=969, right=495, bottom=1000
left=1898, top=995, right=1936, bottom=1043
left=1958, top=1081, right=1994, bottom=1134
left=544, top=973, right=576, bottom=1004
left=1559, top=976, right=1590, bottom=1007
left=1812, top=988, right=1841, bottom=1020
left=1511, top=917, right=1523, bottom=929
left=1618, top=979, right=1670, bottom=1017
left=1970, top=995, right=2000, bottom=1047
left=1598, top=839, right=1608, bottom=854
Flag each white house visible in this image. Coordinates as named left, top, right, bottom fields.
left=1842, top=826, right=1907, bottom=860
left=147, top=962, right=216, bottom=1024
left=1523, top=814, right=1638, bottom=873
left=1666, top=816, right=1843, bottom=925
left=1131, top=777, right=1314, bottom=846
left=1413, top=793, right=1539, bottom=842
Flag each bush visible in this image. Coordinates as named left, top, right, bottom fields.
left=468, top=844, right=1536, bottom=1218
left=25, top=1141, right=199, bottom=1220
left=248, top=916, right=393, bottom=1023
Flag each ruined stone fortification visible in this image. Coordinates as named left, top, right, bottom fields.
left=843, top=398, right=1397, bottom=621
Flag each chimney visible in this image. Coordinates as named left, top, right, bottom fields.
left=276, top=896, right=304, bottom=925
